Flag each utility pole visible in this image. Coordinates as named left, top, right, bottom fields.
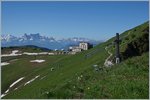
left=114, top=33, right=121, bottom=63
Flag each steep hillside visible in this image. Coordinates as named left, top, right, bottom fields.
left=106, top=21, right=149, bottom=62
left=120, top=22, right=149, bottom=60
left=1, top=21, right=149, bottom=99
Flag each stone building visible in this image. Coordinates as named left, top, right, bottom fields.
left=69, top=42, right=93, bottom=54
left=69, top=46, right=82, bottom=54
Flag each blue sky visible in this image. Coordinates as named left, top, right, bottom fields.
left=2, top=1, right=149, bottom=40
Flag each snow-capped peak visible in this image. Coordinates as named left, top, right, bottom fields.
left=1, top=33, right=101, bottom=50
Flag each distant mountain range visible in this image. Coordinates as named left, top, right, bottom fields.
left=1, top=33, right=102, bottom=50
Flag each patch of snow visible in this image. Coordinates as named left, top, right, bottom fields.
left=1, top=89, right=9, bottom=98
left=38, top=52, right=48, bottom=55
left=24, top=75, right=40, bottom=86
left=1, top=62, right=10, bottom=66
left=1, top=50, right=22, bottom=57
left=9, top=77, right=24, bottom=88
left=5, top=89, right=9, bottom=94
left=30, top=59, right=45, bottom=63
left=48, top=53, right=54, bottom=55
left=2, top=50, right=56, bottom=57
left=1, top=53, right=22, bottom=57
left=1, top=77, right=25, bottom=98
left=1, top=93, right=7, bottom=98
left=12, top=50, right=19, bottom=54
left=23, top=52, right=54, bottom=55
left=23, top=52, right=38, bottom=55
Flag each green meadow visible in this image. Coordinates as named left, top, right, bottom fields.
left=1, top=21, right=149, bottom=99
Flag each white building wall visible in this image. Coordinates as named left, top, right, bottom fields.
left=79, top=42, right=88, bottom=50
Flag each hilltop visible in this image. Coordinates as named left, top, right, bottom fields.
left=1, top=21, right=149, bottom=99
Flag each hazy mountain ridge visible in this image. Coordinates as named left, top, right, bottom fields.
left=1, top=33, right=102, bottom=50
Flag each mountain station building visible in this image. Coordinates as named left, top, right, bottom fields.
left=69, top=42, right=93, bottom=54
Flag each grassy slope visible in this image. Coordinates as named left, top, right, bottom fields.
left=1, top=45, right=51, bottom=54
left=2, top=21, right=149, bottom=99
left=120, top=21, right=149, bottom=52
left=2, top=43, right=108, bottom=98
left=49, top=52, right=149, bottom=99
left=1, top=55, right=70, bottom=93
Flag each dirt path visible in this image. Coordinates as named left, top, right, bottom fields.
left=104, top=46, right=114, bottom=67
left=104, top=31, right=131, bottom=67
